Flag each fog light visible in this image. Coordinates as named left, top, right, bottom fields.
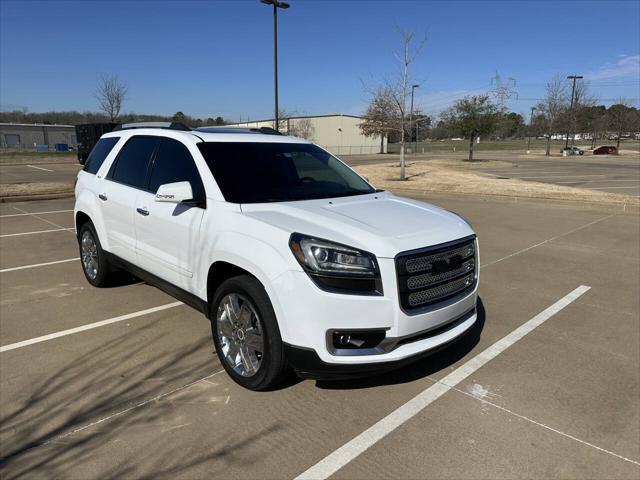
left=331, top=329, right=386, bottom=351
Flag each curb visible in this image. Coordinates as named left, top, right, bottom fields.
left=0, top=192, right=74, bottom=203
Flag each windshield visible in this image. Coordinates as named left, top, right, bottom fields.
left=198, top=142, right=375, bottom=203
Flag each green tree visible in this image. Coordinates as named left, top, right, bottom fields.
left=172, top=111, right=187, bottom=124
left=440, top=95, right=501, bottom=161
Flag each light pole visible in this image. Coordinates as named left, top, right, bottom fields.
left=565, top=75, right=583, bottom=149
left=527, top=106, right=536, bottom=153
left=260, top=0, right=290, bottom=132
left=409, top=84, right=419, bottom=154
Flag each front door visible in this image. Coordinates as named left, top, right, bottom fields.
left=134, top=137, right=206, bottom=291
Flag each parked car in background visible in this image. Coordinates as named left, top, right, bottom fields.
left=560, top=146, right=584, bottom=156
left=593, top=145, right=618, bottom=155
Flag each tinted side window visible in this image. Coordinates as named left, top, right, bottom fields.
left=84, top=137, right=119, bottom=174
left=108, top=136, right=158, bottom=189
left=148, top=138, right=205, bottom=201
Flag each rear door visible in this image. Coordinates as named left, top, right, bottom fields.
left=102, top=136, right=158, bottom=264
left=134, top=137, right=206, bottom=290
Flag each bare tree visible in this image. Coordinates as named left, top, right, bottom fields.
left=360, top=31, right=425, bottom=178
left=393, top=30, right=425, bottom=179
left=289, top=117, right=315, bottom=141
left=535, top=76, right=569, bottom=155
left=359, top=85, right=399, bottom=153
left=96, top=74, right=127, bottom=122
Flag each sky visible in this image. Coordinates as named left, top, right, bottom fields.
left=1, top=0, right=639, bottom=121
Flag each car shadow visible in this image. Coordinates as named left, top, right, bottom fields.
left=313, top=297, right=486, bottom=390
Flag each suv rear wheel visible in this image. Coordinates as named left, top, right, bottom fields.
left=211, top=275, right=289, bottom=391
left=78, top=222, right=113, bottom=287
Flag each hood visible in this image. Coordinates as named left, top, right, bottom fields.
left=240, top=191, right=474, bottom=258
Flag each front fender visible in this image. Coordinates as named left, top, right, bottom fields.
left=198, top=230, right=300, bottom=341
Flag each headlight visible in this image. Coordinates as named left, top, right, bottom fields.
left=289, top=233, right=382, bottom=294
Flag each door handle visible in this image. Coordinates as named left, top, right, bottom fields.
left=98, top=193, right=107, bottom=201
left=136, top=207, right=149, bottom=216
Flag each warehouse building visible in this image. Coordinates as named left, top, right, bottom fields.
left=0, top=123, right=77, bottom=150
left=231, top=114, right=386, bottom=155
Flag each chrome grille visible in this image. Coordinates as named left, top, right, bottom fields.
left=396, top=236, right=477, bottom=311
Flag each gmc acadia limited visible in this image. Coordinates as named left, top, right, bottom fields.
left=74, top=122, right=479, bottom=390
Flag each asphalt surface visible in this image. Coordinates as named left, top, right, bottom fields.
left=346, top=151, right=640, bottom=197
left=0, top=162, right=82, bottom=184
left=0, top=194, right=639, bottom=479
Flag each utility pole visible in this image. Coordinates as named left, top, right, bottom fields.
left=409, top=84, right=419, bottom=154
left=260, top=0, right=290, bottom=132
left=527, top=106, right=536, bottom=153
left=565, top=75, right=583, bottom=149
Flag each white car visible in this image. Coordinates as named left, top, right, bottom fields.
left=74, top=122, right=479, bottom=390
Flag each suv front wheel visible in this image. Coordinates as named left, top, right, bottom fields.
left=211, top=275, right=289, bottom=391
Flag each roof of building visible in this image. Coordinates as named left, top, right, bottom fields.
left=229, top=113, right=363, bottom=125
left=0, top=122, right=75, bottom=128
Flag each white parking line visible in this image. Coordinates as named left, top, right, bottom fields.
left=481, top=213, right=617, bottom=268
left=447, top=384, right=640, bottom=467
left=26, top=164, right=54, bottom=172
left=0, top=302, right=184, bottom=353
left=0, top=209, right=73, bottom=218
left=0, top=258, right=77, bottom=273
left=0, top=228, right=73, bottom=238
left=295, top=285, right=592, bottom=480
left=514, top=174, right=608, bottom=179
left=555, top=179, right=640, bottom=184
left=12, top=206, right=74, bottom=231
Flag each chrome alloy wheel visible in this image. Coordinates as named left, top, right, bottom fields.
left=216, top=293, right=264, bottom=377
left=81, top=230, right=99, bottom=280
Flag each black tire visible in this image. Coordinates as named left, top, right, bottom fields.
left=210, top=275, right=289, bottom=391
left=77, top=221, right=113, bottom=287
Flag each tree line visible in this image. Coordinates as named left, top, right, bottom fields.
left=1, top=74, right=226, bottom=127
left=0, top=109, right=227, bottom=128
left=358, top=33, right=639, bottom=164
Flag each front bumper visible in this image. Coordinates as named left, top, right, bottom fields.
left=269, top=251, right=479, bottom=368
left=284, top=307, right=477, bottom=379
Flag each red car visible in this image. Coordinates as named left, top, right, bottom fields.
left=593, top=145, right=617, bottom=155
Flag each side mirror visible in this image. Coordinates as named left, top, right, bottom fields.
left=155, top=181, right=193, bottom=203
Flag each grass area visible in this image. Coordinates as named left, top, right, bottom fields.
left=0, top=151, right=77, bottom=165
left=389, top=139, right=640, bottom=154
left=0, top=181, right=74, bottom=198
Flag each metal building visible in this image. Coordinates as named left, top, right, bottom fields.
left=230, top=114, right=387, bottom=155
left=0, top=123, right=77, bottom=150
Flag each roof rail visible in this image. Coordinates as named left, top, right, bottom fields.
left=113, top=121, right=191, bottom=132
left=195, top=126, right=283, bottom=136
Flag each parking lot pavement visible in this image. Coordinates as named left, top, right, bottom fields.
left=474, top=155, right=640, bottom=197
left=0, top=162, right=81, bottom=184
left=0, top=194, right=638, bottom=479
left=343, top=152, right=640, bottom=197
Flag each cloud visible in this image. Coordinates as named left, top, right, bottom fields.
left=585, top=54, right=640, bottom=81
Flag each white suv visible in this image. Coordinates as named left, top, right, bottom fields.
left=74, top=122, right=479, bottom=390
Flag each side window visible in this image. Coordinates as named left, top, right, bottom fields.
left=108, top=136, right=158, bottom=189
left=148, top=138, right=205, bottom=201
left=84, top=137, right=119, bottom=174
